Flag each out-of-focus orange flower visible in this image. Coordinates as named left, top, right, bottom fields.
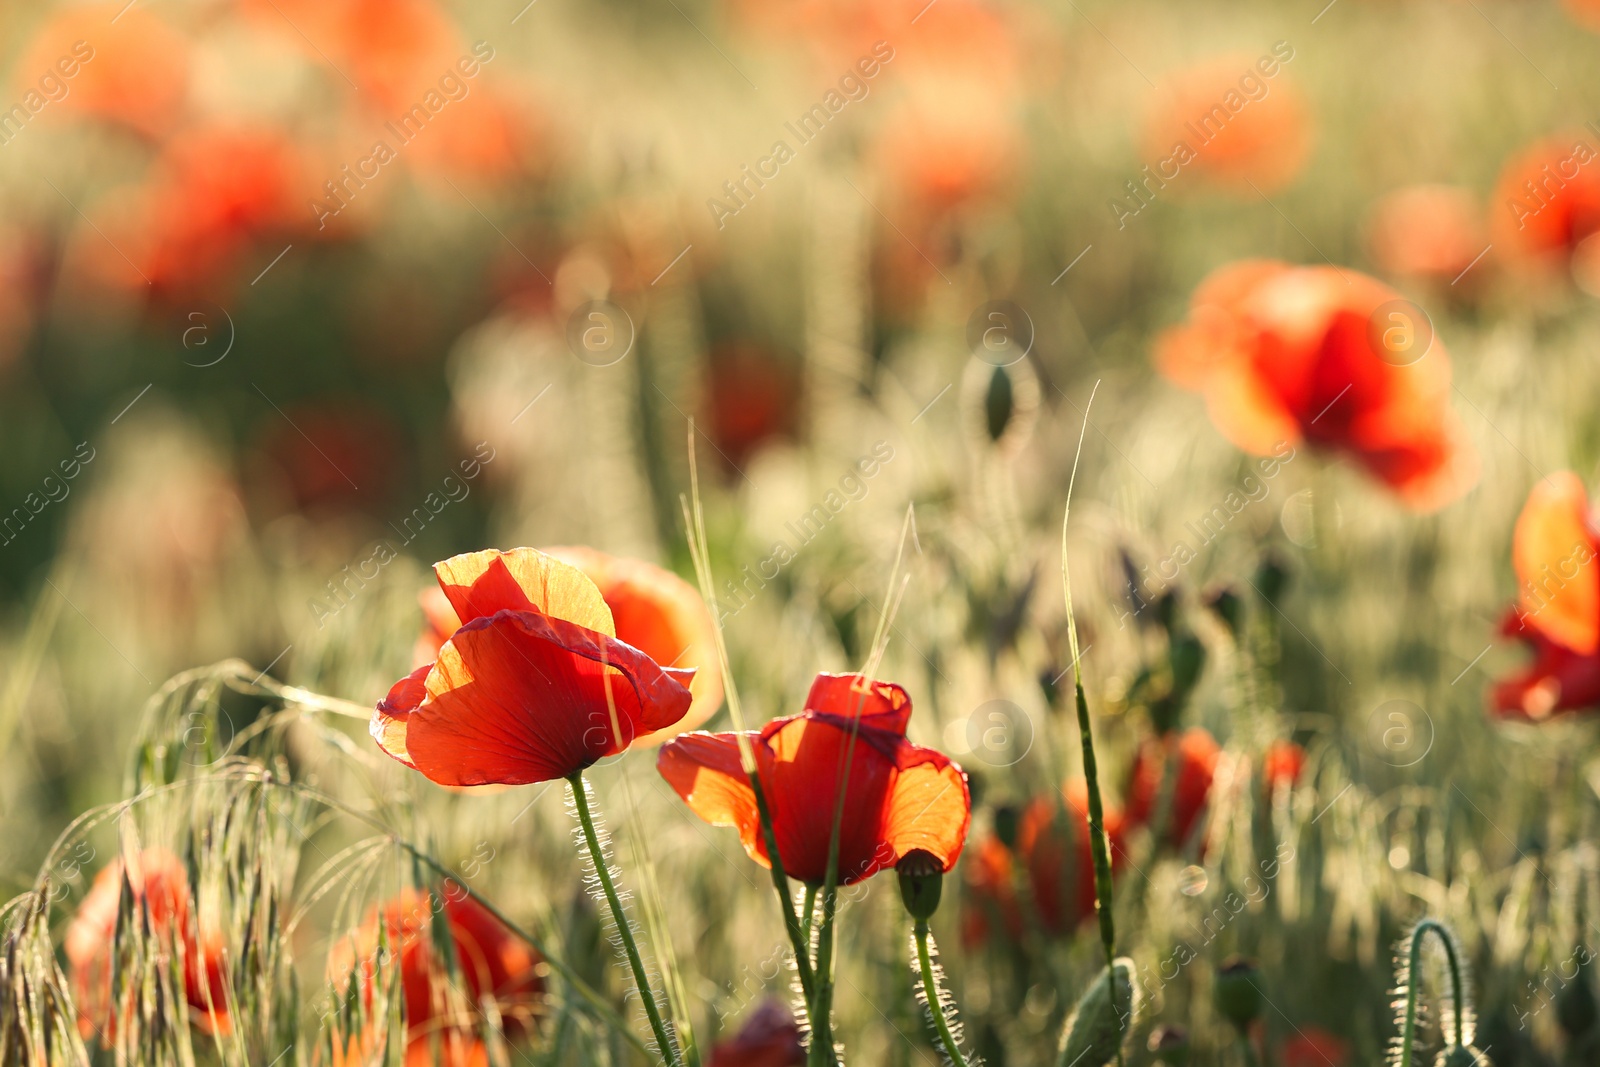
left=66, top=849, right=230, bottom=1042
left=706, top=998, right=806, bottom=1067
left=873, top=97, right=1023, bottom=214
left=1157, top=259, right=1476, bottom=510
left=1367, top=185, right=1486, bottom=281
left=1280, top=1025, right=1349, bottom=1067
left=706, top=344, right=800, bottom=469
left=1492, top=473, right=1600, bottom=720
left=1493, top=134, right=1600, bottom=262
left=414, top=547, right=721, bottom=743
left=1142, top=55, right=1311, bottom=193
left=253, top=404, right=401, bottom=514
left=327, top=884, right=543, bottom=1067
left=1261, top=740, right=1306, bottom=792
left=658, top=672, right=970, bottom=886
left=1125, top=727, right=1220, bottom=852
left=16, top=5, right=189, bottom=138
left=964, top=781, right=1125, bottom=946
left=374, top=548, right=695, bottom=786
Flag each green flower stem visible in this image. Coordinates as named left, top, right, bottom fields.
left=801, top=883, right=819, bottom=944
left=568, top=773, right=682, bottom=1067
left=1239, top=1033, right=1262, bottom=1067
left=915, top=920, right=971, bottom=1067
left=810, top=882, right=841, bottom=1066
left=1398, top=919, right=1468, bottom=1067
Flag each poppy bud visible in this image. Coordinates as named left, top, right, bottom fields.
left=1154, top=590, right=1180, bottom=632
left=1147, top=1024, right=1190, bottom=1065
left=1254, top=553, right=1290, bottom=605
left=897, top=849, right=945, bottom=921
left=1169, top=632, right=1206, bottom=701
left=985, top=364, right=1015, bottom=442
left=1204, top=586, right=1244, bottom=639
left=1214, top=957, right=1263, bottom=1031
left=992, top=804, right=1021, bottom=850
left=1057, top=957, right=1138, bottom=1067
left=1433, top=1047, right=1490, bottom=1067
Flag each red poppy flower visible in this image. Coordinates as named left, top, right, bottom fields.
left=1157, top=259, right=1476, bottom=510
left=657, top=672, right=970, bottom=886
left=373, top=548, right=695, bottom=786
left=412, top=546, right=719, bottom=743
left=65, top=849, right=230, bottom=1042
left=1367, top=185, right=1486, bottom=281
left=1142, top=56, right=1312, bottom=193
left=327, top=885, right=543, bottom=1067
left=1125, top=727, right=1220, bottom=851
left=706, top=343, right=800, bottom=470
left=964, top=780, right=1126, bottom=946
left=706, top=998, right=806, bottom=1067
left=1280, top=1025, right=1349, bottom=1067
left=17, top=5, right=190, bottom=138
left=1493, top=134, right=1600, bottom=262
left=1261, top=740, right=1306, bottom=792
left=1492, top=473, right=1600, bottom=720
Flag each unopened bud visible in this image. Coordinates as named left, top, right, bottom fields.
left=1147, top=1024, right=1190, bottom=1065
left=1214, top=956, right=1263, bottom=1030
left=1057, top=957, right=1138, bottom=1067
left=896, top=849, right=944, bottom=921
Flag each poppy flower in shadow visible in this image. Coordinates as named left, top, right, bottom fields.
left=963, top=780, right=1125, bottom=946
left=414, top=546, right=720, bottom=743
left=706, top=343, right=801, bottom=471
left=657, top=672, right=970, bottom=886
left=1157, top=259, right=1476, bottom=510
left=374, top=548, right=695, bottom=786
left=1493, top=134, right=1600, bottom=265
left=1367, top=185, right=1486, bottom=282
left=1492, top=473, right=1600, bottom=720
left=17, top=4, right=190, bottom=138
left=327, top=884, right=543, bottom=1066
left=66, top=848, right=230, bottom=1042
left=1280, top=1025, right=1349, bottom=1067
left=705, top=998, right=806, bottom=1067
left=1142, top=55, right=1311, bottom=194
left=1125, top=727, right=1220, bottom=853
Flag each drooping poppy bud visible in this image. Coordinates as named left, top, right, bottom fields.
left=1204, top=586, right=1244, bottom=639
left=1147, top=1024, right=1191, bottom=1065
left=1214, top=957, right=1264, bottom=1031
left=992, top=804, right=1021, bottom=850
left=1057, top=958, right=1138, bottom=1067
left=897, top=849, right=945, bottom=921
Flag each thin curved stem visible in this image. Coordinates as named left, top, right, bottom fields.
left=568, top=774, right=681, bottom=1067
left=1398, top=919, right=1468, bottom=1067
left=915, top=920, right=971, bottom=1067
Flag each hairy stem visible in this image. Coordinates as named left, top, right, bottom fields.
left=568, top=774, right=681, bottom=1066
left=1398, top=919, right=1468, bottom=1067
left=915, top=920, right=971, bottom=1067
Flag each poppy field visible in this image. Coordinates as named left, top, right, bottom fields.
left=7, top=0, right=1600, bottom=1064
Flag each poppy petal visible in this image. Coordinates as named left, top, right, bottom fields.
left=656, top=731, right=767, bottom=867
left=1514, top=472, right=1600, bottom=654
left=881, top=758, right=970, bottom=873
left=372, top=664, right=431, bottom=769
left=403, top=610, right=692, bottom=786
left=433, top=548, right=615, bottom=635
left=761, top=714, right=899, bottom=884
left=801, top=672, right=912, bottom=735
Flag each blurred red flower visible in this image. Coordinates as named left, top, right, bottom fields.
left=706, top=343, right=800, bottom=470
left=706, top=999, right=806, bottom=1067
left=66, top=848, right=230, bottom=1042
left=964, top=780, right=1126, bottom=946
left=415, top=546, right=721, bottom=743
left=1492, top=473, right=1600, bottom=720
left=374, top=548, right=695, bottom=786
left=1142, top=55, right=1312, bottom=193
left=1280, top=1025, right=1349, bottom=1067
left=1125, top=727, right=1220, bottom=852
left=658, top=672, right=970, bottom=885
left=1493, top=134, right=1600, bottom=263
left=1157, top=259, right=1476, bottom=510
left=327, top=884, right=543, bottom=1067
left=1367, top=185, right=1486, bottom=281
left=17, top=4, right=190, bottom=138
left=1261, top=740, right=1306, bottom=792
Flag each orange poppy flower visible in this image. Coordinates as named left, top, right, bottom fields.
left=657, top=672, right=970, bottom=886
left=1142, top=55, right=1311, bottom=193
left=1492, top=473, right=1600, bottom=720
left=1493, top=134, right=1600, bottom=262
left=412, top=546, right=720, bottom=743
left=706, top=999, right=806, bottom=1067
left=327, top=885, right=543, bottom=1067
left=1280, top=1025, right=1348, bottom=1067
left=373, top=548, right=695, bottom=786
left=1157, top=259, right=1476, bottom=510
left=1125, top=727, right=1220, bottom=851
left=1366, top=185, right=1486, bottom=281
left=65, top=849, right=230, bottom=1042
left=964, top=781, right=1126, bottom=946
left=17, top=5, right=190, bottom=138
left=1260, top=740, right=1306, bottom=793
